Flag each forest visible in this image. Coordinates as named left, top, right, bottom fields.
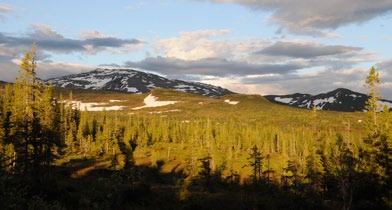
left=0, top=48, right=392, bottom=210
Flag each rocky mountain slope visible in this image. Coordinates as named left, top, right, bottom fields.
left=46, top=68, right=234, bottom=98
left=264, top=88, right=392, bottom=112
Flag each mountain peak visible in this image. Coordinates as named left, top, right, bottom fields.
left=265, top=88, right=392, bottom=112
left=47, top=68, right=234, bottom=98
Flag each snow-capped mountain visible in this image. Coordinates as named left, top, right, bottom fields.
left=46, top=68, right=234, bottom=98
left=264, top=88, right=392, bottom=112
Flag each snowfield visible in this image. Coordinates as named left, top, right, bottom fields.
left=63, top=94, right=180, bottom=111
left=66, top=100, right=127, bottom=111
left=132, top=94, right=179, bottom=110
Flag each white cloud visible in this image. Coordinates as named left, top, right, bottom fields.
left=156, top=29, right=234, bottom=60
left=155, top=29, right=269, bottom=62
left=0, top=5, right=13, bottom=20
left=126, top=1, right=145, bottom=10
left=0, top=5, right=12, bottom=13
left=80, top=30, right=113, bottom=39
left=30, top=24, right=64, bottom=39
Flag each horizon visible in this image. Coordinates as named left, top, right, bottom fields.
left=1, top=1, right=392, bottom=98
left=1, top=60, right=391, bottom=99
left=15, top=67, right=391, bottom=99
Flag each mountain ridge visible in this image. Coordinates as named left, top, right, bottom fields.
left=265, top=88, right=392, bottom=112
left=45, top=69, right=392, bottom=112
left=46, top=68, right=234, bottom=98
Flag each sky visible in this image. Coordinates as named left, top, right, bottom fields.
left=1, top=0, right=392, bottom=98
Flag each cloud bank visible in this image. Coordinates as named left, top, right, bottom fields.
left=0, top=24, right=144, bottom=56
left=199, top=0, right=392, bottom=35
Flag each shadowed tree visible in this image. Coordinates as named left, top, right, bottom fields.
left=246, top=145, right=263, bottom=183
left=331, top=134, right=358, bottom=210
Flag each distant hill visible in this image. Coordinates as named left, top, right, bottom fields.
left=46, top=68, right=234, bottom=98
left=264, top=88, right=392, bottom=112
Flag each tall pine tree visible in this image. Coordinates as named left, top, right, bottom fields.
left=363, top=66, right=392, bottom=202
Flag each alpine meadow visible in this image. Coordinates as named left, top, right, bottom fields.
left=0, top=45, right=391, bottom=210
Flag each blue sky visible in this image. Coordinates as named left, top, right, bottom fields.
left=1, top=0, right=392, bottom=98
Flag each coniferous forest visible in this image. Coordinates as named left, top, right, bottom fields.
left=1, top=48, right=392, bottom=209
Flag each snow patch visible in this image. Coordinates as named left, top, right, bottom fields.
left=126, top=87, right=139, bottom=93
left=313, top=97, right=336, bottom=105
left=109, top=99, right=128, bottom=103
left=132, top=94, right=179, bottom=110
left=274, top=97, right=293, bottom=104
left=224, top=99, right=239, bottom=105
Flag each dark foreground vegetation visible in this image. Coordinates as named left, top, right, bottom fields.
left=1, top=47, right=391, bottom=209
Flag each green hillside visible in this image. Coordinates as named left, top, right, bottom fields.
left=57, top=87, right=364, bottom=120
left=1, top=83, right=390, bottom=209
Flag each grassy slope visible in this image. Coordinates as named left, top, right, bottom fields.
left=56, top=87, right=365, bottom=131
left=56, top=87, right=366, bottom=174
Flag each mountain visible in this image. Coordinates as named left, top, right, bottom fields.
left=264, top=88, right=392, bottom=112
left=46, top=68, right=234, bottom=98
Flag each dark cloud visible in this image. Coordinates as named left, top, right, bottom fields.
left=85, top=37, right=141, bottom=48
left=124, top=56, right=306, bottom=76
left=200, top=0, right=392, bottom=35
left=0, top=25, right=143, bottom=55
left=0, top=32, right=84, bottom=53
left=256, top=41, right=362, bottom=58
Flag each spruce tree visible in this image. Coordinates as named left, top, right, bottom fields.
left=364, top=66, right=382, bottom=136
left=6, top=44, right=63, bottom=175
left=305, top=146, right=324, bottom=192
left=247, top=145, right=262, bottom=183
left=10, top=44, right=40, bottom=173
